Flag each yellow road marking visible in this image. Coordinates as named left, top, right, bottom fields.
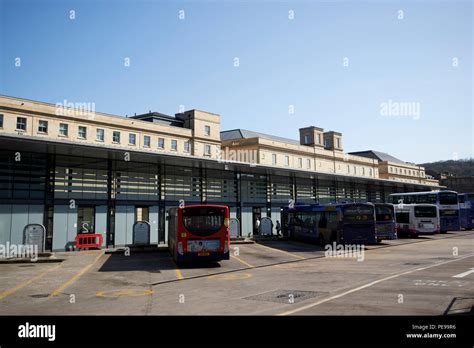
left=96, top=288, right=153, bottom=298
left=254, top=243, right=306, bottom=260
left=174, top=265, right=184, bottom=280
left=49, top=251, right=104, bottom=297
left=232, top=255, right=254, bottom=268
left=0, top=263, right=62, bottom=300
left=208, top=272, right=252, bottom=280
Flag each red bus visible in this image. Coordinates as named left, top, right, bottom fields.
left=167, top=204, right=230, bottom=263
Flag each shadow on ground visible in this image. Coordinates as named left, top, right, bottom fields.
left=98, top=252, right=223, bottom=272
left=98, top=252, right=176, bottom=273
left=255, top=240, right=324, bottom=253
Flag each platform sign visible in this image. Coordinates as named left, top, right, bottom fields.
left=260, top=217, right=273, bottom=236
left=133, top=221, right=150, bottom=245
left=229, top=218, right=240, bottom=238
left=23, top=224, right=46, bottom=253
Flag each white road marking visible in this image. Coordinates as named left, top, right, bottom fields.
left=452, top=268, right=474, bottom=278
left=279, top=253, right=474, bottom=316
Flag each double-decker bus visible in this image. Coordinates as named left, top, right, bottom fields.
left=374, top=203, right=397, bottom=242
left=281, top=202, right=377, bottom=245
left=394, top=204, right=439, bottom=236
left=389, top=191, right=459, bottom=232
left=459, top=193, right=474, bottom=230
left=167, top=204, right=230, bottom=263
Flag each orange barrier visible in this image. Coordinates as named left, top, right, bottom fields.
left=75, top=234, right=103, bottom=250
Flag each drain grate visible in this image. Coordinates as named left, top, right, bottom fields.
left=445, top=297, right=474, bottom=315
left=244, top=289, right=325, bottom=304
left=30, top=294, right=49, bottom=298
left=404, top=262, right=428, bottom=266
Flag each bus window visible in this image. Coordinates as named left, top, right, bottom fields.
left=318, top=213, right=327, bottom=228
left=376, top=205, right=394, bottom=221
left=439, top=192, right=458, bottom=205
left=182, top=207, right=225, bottom=236
left=396, top=212, right=410, bottom=224
left=415, top=194, right=437, bottom=204
left=414, top=206, right=437, bottom=218
left=326, top=211, right=338, bottom=222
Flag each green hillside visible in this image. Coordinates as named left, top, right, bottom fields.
left=419, top=159, right=474, bottom=178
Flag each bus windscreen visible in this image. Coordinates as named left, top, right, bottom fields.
left=439, top=192, right=458, bottom=205
left=375, top=206, right=394, bottom=221
left=396, top=212, right=410, bottom=223
left=182, top=207, right=225, bottom=236
left=414, top=206, right=437, bottom=218
left=343, top=205, right=374, bottom=221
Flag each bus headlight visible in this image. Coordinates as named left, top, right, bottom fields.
left=177, top=242, right=183, bottom=255
left=224, top=218, right=230, bottom=228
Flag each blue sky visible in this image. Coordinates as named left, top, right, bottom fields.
left=0, top=0, right=472, bottom=163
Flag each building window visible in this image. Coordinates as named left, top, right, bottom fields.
left=96, top=128, right=105, bottom=141
left=362, top=167, right=365, bottom=176
left=204, top=144, right=211, bottom=156
left=113, top=131, right=120, bottom=143
left=171, top=139, right=178, bottom=151
left=78, top=126, right=87, bottom=139
left=298, top=158, right=302, bottom=168
left=59, top=123, right=68, bottom=136
left=285, top=156, right=290, bottom=166
left=144, top=135, right=151, bottom=147
left=324, top=138, right=330, bottom=148
left=204, top=125, right=211, bottom=136
left=0, top=114, right=3, bottom=128
left=353, top=166, right=357, bottom=174
left=317, top=134, right=321, bottom=144
left=129, top=133, right=136, bottom=145
left=304, top=135, right=310, bottom=144
left=158, top=137, right=165, bottom=149
left=369, top=168, right=373, bottom=176
left=184, top=141, right=190, bottom=153
left=347, top=165, right=350, bottom=173
left=307, top=159, right=311, bottom=169
left=272, top=154, right=277, bottom=165
left=336, top=138, right=341, bottom=148
left=16, top=117, right=27, bottom=131
left=38, top=120, right=48, bottom=133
